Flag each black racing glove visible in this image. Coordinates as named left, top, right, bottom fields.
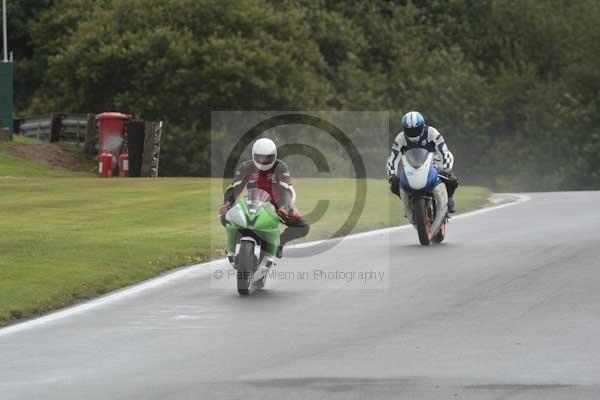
left=437, top=167, right=450, bottom=177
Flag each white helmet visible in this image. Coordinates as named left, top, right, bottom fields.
left=252, top=138, right=277, bottom=171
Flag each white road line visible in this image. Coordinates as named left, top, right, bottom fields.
left=0, top=194, right=530, bottom=337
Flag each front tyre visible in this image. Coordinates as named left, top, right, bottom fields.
left=236, top=240, right=255, bottom=295
left=414, top=197, right=432, bottom=246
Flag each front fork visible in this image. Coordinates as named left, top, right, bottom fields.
left=430, top=183, right=448, bottom=236
left=401, top=189, right=415, bottom=226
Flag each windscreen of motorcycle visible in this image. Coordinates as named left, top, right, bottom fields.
left=404, top=148, right=429, bottom=169
left=245, top=188, right=271, bottom=214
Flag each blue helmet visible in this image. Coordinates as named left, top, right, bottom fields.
left=402, top=111, right=425, bottom=141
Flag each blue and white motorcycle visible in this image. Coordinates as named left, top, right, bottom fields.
left=398, top=148, right=449, bottom=245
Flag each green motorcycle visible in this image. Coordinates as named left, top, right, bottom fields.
left=224, top=188, right=281, bottom=295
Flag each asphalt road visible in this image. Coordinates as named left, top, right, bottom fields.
left=1, top=192, right=600, bottom=399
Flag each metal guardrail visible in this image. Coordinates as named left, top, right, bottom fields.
left=61, top=114, right=88, bottom=144
left=19, top=116, right=51, bottom=141
left=18, top=114, right=90, bottom=144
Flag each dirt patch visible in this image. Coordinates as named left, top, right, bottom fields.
left=6, top=144, right=96, bottom=172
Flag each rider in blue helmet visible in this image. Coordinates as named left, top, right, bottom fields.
left=386, top=111, right=459, bottom=214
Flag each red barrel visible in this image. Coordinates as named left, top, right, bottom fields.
left=99, top=152, right=113, bottom=178
left=119, top=153, right=129, bottom=177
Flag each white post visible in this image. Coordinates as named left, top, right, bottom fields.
left=2, top=0, right=7, bottom=62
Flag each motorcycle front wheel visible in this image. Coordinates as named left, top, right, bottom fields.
left=236, top=240, right=255, bottom=295
left=414, top=197, right=432, bottom=246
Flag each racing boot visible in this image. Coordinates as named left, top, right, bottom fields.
left=226, top=250, right=235, bottom=266
left=447, top=197, right=456, bottom=214
left=276, top=242, right=284, bottom=258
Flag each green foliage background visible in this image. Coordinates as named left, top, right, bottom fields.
left=6, top=0, right=600, bottom=190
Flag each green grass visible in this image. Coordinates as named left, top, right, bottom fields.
left=0, top=178, right=207, bottom=324
left=0, top=174, right=490, bottom=326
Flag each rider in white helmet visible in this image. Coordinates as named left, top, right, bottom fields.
left=220, top=138, right=310, bottom=258
left=386, top=111, right=459, bottom=214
